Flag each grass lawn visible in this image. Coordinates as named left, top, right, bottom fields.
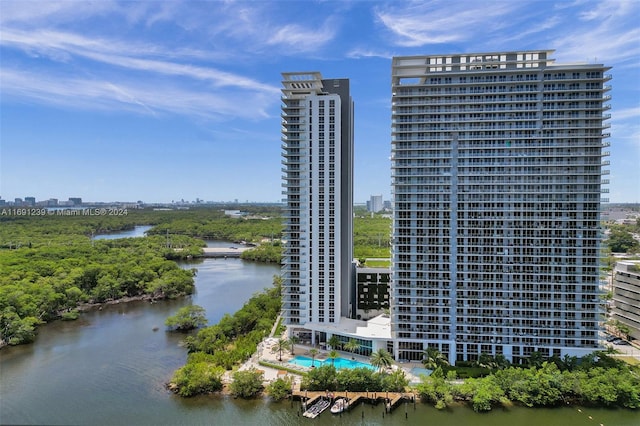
left=364, top=259, right=391, bottom=268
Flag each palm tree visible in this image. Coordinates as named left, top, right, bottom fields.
left=272, top=338, right=291, bottom=362
left=328, top=350, right=339, bottom=367
left=328, top=335, right=341, bottom=351
left=564, top=354, right=578, bottom=371
left=344, top=338, right=360, bottom=354
left=422, top=347, right=449, bottom=370
left=309, top=348, right=319, bottom=367
left=289, top=335, right=299, bottom=355
left=527, top=351, right=544, bottom=368
left=476, top=353, right=498, bottom=371
left=369, top=348, right=393, bottom=372
left=494, top=354, right=511, bottom=370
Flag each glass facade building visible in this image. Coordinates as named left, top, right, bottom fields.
left=390, top=51, right=611, bottom=364
left=281, top=72, right=354, bottom=344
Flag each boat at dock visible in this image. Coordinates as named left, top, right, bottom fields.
left=303, top=398, right=330, bottom=419
left=330, top=398, right=348, bottom=414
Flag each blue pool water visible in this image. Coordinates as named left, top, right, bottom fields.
left=410, top=367, right=433, bottom=377
left=289, top=355, right=376, bottom=370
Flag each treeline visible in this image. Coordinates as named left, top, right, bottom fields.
left=147, top=214, right=283, bottom=244
left=418, top=353, right=640, bottom=412
left=353, top=213, right=391, bottom=259
left=240, top=241, right=282, bottom=263
left=0, top=212, right=153, bottom=249
left=0, top=214, right=204, bottom=346
left=169, top=276, right=282, bottom=397
left=606, top=223, right=640, bottom=254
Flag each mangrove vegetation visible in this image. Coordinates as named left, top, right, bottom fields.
left=168, top=276, right=282, bottom=396
left=0, top=213, right=204, bottom=346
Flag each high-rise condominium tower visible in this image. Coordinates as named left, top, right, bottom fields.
left=390, top=50, right=611, bottom=364
left=281, top=72, right=354, bottom=344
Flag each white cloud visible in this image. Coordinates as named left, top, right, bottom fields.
left=579, top=0, right=635, bottom=21
left=346, top=47, right=392, bottom=60
left=0, top=0, right=118, bottom=25
left=266, top=21, right=338, bottom=52
left=0, top=27, right=280, bottom=119
left=374, top=0, right=524, bottom=47
left=0, top=67, right=273, bottom=121
left=611, top=106, right=640, bottom=122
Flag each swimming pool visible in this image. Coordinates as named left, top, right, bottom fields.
left=410, top=367, right=433, bottom=377
left=289, top=355, right=376, bottom=370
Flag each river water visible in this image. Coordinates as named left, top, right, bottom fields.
left=0, top=232, right=637, bottom=425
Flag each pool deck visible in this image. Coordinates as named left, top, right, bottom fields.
left=233, top=335, right=424, bottom=388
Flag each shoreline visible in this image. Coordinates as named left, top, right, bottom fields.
left=0, top=293, right=189, bottom=351
left=75, top=293, right=158, bottom=312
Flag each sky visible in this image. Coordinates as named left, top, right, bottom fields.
left=1, top=0, right=639, bottom=204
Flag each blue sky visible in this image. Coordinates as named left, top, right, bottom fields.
left=1, top=0, right=639, bottom=204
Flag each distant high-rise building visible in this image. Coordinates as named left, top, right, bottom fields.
left=69, top=197, right=82, bottom=206
left=612, top=261, right=640, bottom=341
left=368, top=195, right=383, bottom=213
left=281, top=72, right=354, bottom=344
left=390, top=50, right=611, bottom=364
left=24, top=197, right=36, bottom=206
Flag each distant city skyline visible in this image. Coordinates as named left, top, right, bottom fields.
left=1, top=1, right=639, bottom=203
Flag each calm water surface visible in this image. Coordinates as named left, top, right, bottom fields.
left=0, top=235, right=637, bottom=425
left=92, top=225, right=153, bottom=240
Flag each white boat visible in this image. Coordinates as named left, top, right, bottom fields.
left=303, top=398, right=330, bottom=418
left=330, top=398, right=348, bottom=414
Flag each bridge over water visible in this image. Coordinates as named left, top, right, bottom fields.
left=201, top=247, right=250, bottom=258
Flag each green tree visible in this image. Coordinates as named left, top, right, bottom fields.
left=0, top=308, right=40, bottom=345
left=335, top=367, right=380, bottom=391
left=302, top=364, right=337, bottom=391
left=607, top=229, right=640, bottom=253
left=266, top=376, right=293, bottom=400
left=272, top=338, right=291, bottom=361
left=422, top=347, right=449, bottom=370
left=170, top=355, right=224, bottom=397
left=416, top=367, right=454, bottom=409
left=468, top=377, right=506, bottom=412
left=527, top=351, right=544, bottom=368
left=381, top=369, right=409, bottom=392
left=328, top=350, right=339, bottom=367
left=476, top=353, right=498, bottom=371
left=289, top=335, right=300, bottom=355
left=165, top=305, right=208, bottom=331
left=344, top=338, right=360, bottom=354
left=370, top=348, right=393, bottom=372
left=328, top=334, right=341, bottom=350
left=309, top=348, right=319, bottom=367
left=230, top=369, right=264, bottom=398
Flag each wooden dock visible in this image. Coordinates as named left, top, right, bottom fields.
left=293, top=390, right=413, bottom=414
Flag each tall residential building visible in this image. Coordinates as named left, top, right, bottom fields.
left=390, top=50, right=611, bottom=364
left=281, top=72, right=354, bottom=345
left=368, top=195, right=384, bottom=213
